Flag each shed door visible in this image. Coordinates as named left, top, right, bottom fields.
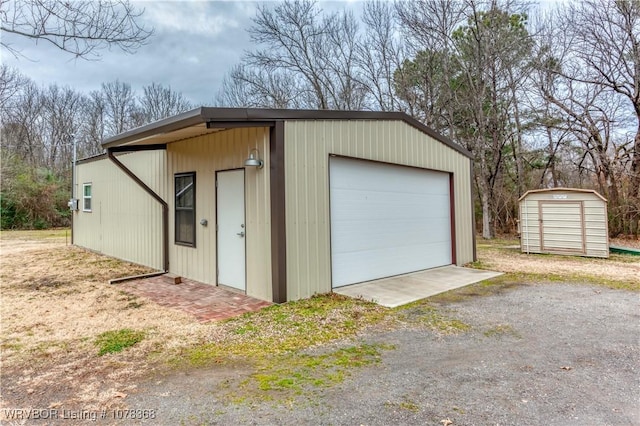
left=329, top=157, right=452, bottom=288
left=540, top=201, right=585, bottom=254
left=216, top=169, right=246, bottom=291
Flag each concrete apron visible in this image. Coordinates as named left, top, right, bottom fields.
left=333, top=265, right=503, bottom=308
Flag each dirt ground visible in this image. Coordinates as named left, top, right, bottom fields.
left=123, top=284, right=640, bottom=425
left=476, top=239, right=640, bottom=285
left=1, top=230, right=638, bottom=425
left=0, top=230, right=212, bottom=412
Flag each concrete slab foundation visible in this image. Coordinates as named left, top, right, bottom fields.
left=333, top=266, right=503, bottom=308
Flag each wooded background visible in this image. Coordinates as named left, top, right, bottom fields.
left=1, top=0, right=638, bottom=237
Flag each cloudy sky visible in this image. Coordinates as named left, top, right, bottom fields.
left=2, top=1, right=300, bottom=105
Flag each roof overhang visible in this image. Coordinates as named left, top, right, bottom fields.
left=101, top=107, right=473, bottom=159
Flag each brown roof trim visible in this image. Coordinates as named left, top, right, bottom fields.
left=519, top=188, right=607, bottom=202
left=76, top=152, right=107, bottom=165
left=101, top=107, right=472, bottom=159
left=102, top=108, right=207, bottom=149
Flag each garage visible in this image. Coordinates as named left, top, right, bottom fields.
left=330, top=156, right=453, bottom=288
left=74, top=107, right=476, bottom=303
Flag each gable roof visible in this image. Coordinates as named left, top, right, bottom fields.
left=101, top=107, right=472, bottom=159
left=519, top=188, right=607, bottom=202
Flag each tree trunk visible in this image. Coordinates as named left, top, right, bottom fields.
left=481, top=189, right=493, bottom=239
left=630, top=125, right=640, bottom=236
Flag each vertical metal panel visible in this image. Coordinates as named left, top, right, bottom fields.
left=167, top=127, right=272, bottom=301
left=74, top=150, right=166, bottom=269
left=519, top=198, right=541, bottom=253
left=284, top=120, right=475, bottom=301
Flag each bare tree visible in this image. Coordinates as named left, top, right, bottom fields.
left=0, top=64, right=27, bottom=109
left=1, top=0, right=152, bottom=59
left=395, top=0, right=534, bottom=238
left=139, top=83, right=192, bottom=123
left=221, top=0, right=413, bottom=111
left=533, top=0, right=639, bottom=235
left=245, top=0, right=332, bottom=109
left=394, top=0, right=471, bottom=139
left=225, top=0, right=371, bottom=110
left=465, top=4, right=533, bottom=236
left=217, top=65, right=301, bottom=108
left=1, top=78, right=45, bottom=167
left=81, top=90, right=107, bottom=157
left=101, top=80, right=138, bottom=136
left=41, top=84, right=84, bottom=172
left=355, top=1, right=405, bottom=111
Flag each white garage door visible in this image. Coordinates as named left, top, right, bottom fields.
left=330, top=157, right=452, bottom=288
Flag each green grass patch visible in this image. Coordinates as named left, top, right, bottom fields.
left=1, top=342, right=24, bottom=351
left=385, top=398, right=420, bottom=412
left=609, top=253, right=640, bottom=264
left=395, top=303, right=470, bottom=334
left=483, top=324, right=520, bottom=338
left=497, top=271, right=638, bottom=292
left=225, top=343, right=394, bottom=404
left=173, top=293, right=389, bottom=368
left=95, top=329, right=145, bottom=356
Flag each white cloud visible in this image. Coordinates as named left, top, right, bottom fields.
left=139, top=1, right=241, bottom=36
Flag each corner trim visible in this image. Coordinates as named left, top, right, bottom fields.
left=270, top=121, right=287, bottom=303
left=449, top=173, right=457, bottom=265
left=470, top=159, right=478, bottom=262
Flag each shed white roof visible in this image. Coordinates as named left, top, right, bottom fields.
left=519, top=188, right=607, bottom=202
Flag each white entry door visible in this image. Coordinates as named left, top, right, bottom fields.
left=216, top=169, right=246, bottom=291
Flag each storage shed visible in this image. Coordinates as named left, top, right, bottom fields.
left=518, top=188, right=609, bottom=258
left=73, top=107, right=476, bottom=303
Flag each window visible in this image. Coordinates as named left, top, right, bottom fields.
left=82, top=183, right=92, bottom=212
left=175, top=172, right=196, bottom=246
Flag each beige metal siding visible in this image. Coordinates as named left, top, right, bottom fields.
left=167, top=127, right=272, bottom=301
left=284, top=120, right=474, bottom=301
left=519, top=189, right=608, bottom=258
left=519, top=197, right=541, bottom=253
left=583, top=199, right=609, bottom=257
left=73, top=151, right=166, bottom=269
left=540, top=201, right=585, bottom=253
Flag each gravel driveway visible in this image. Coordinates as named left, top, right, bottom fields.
left=124, top=283, right=639, bottom=425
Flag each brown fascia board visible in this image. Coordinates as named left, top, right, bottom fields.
left=101, top=107, right=473, bottom=159
left=75, top=152, right=108, bottom=165
left=101, top=107, right=208, bottom=149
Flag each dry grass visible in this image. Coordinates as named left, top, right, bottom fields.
left=0, top=230, right=388, bottom=411
left=474, top=238, right=639, bottom=290
left=0, top=230, right=211, bottom=410
left=1, top=230, right=637, bottom=411
left=610, top=236, right=640, bottom=249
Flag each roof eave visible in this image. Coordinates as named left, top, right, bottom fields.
left=102, top=107, right=208, bottom=149
left=100, top=107, right=473, bottom=160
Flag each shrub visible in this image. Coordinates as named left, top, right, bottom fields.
left=0, top=153, right=71, bottom=229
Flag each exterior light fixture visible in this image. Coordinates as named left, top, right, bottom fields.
left=244, top=148, right=264, bottom=169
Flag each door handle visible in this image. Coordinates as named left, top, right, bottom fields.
left=237, top=231, right=245, bottom=237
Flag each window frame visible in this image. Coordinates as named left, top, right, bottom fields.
left=174, top=172, right=196, bottom=247
left=82, top=183, right=92, bottom=212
